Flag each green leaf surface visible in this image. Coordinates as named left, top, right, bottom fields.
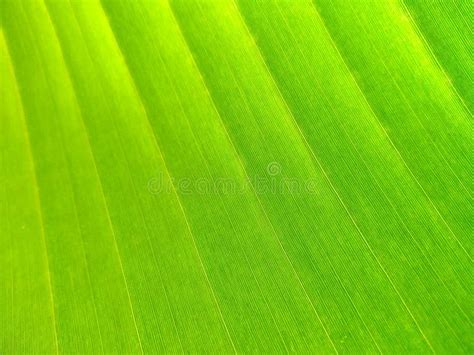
left=1, top=0, right=472, bottom=353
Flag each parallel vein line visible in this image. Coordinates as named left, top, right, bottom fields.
left=96, top=33, right=185, bottom=355
left=136, top=35, right=238, bottom=354
left=100, top=1, right=237, bottom=352
left=34, top=4, right=105, bottom=351
left=62, top=3, right=144, bottom=351
left=161, top=2, right=286, bottom=351
left=65, top=1, right=183, bottom=351
left=178, top=0, right=340, bottom=351
left=173, top=9, right=339, bottom=351
left=7, top=5, right=60, bottom=353
left=310, top=0, right=472, bottom=262
left=346, top=0, right=472, bottom=200
left=267, top=3, right=395, bottom=351
left=235, top=0, right=435, bottom=351
left=234, top=2, right=385, bottom=352
left=399, top=0, right=471, bottom=116
left=311, top=0, right=473, bottom=263
left=312, top=2, right=472, bottom=261
left=283, top=0, right=471, bottom=323
left=21, top=111, right=60, bottom=355
left=275, top=0, right=467, bottom=342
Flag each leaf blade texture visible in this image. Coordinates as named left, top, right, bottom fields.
left=1, top=0, right=472, bottom=353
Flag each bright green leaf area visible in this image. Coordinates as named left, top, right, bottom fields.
left=0, top=0, right=472, bottom=353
